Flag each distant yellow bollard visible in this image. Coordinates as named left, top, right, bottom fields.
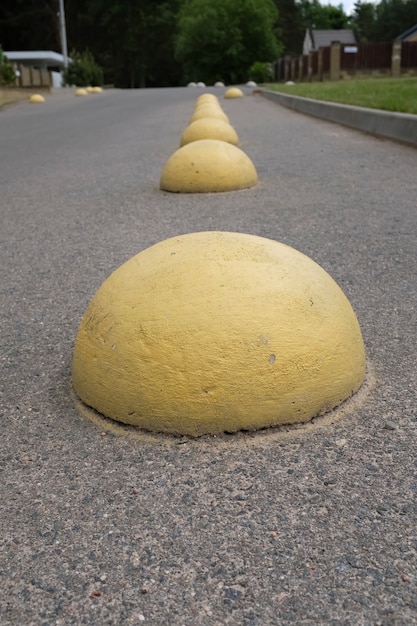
left=72, top=231, right=366, bottom=437
left=190, top=105, right=230, bottom=124
left=75, top=88, right=88, bottom=96
left=196, top=94, right=218, bottom=105
left=29, top=94, right=45, bottom=103
left=180, top=117, right=239, bottom=146
left=160, top=139, right=257, bottom=193
left=224, top=87, right=244, bottom=99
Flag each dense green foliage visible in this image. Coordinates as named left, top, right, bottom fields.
left=83, top=0, right=183, bottom=88
left=0, top=0, right=416, bottom=87
left=351, top=0, right=417, bottom=42
left=175, top=0, right=280, bottom=84
left=0, top=44, right=16, bottom=85
left=62, top=49, right=103, bottom=86
left=248, top=61, right=274, bottom=83
left=298, top=0, right=350, bottom=29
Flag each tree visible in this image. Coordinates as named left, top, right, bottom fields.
left=350, top=0, right=417, bottom=42
left=350, top=1, right=377, bottom=41
left=273, top=0, right=305, bottom=55
left=83, top=0, right=182, bottom=88
left=298, top=0, right=350, bottom=29
left=373, top=0, right=417, bottom=41
left=175, top=0, right=282, bottom=85
left=0, top=0, right=59, bottom=51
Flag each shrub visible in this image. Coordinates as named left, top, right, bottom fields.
left=63, top=50, right=103, bottom=87
left=0, top=45, right=17, bottom=86
left=248, top=61, right=273, bottom=84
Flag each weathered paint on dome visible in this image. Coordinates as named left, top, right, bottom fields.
left=72, top=231, right=366, bottom=436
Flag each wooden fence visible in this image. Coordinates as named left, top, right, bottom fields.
left=274, top=39, right=417, bottom=82
left=402, top=41, right=417, bottom=68
left=340, top=42, right=391, bottom=71
left=18, top=64, right=52, bottom=87
left=10, top=64, right=52, bottom=89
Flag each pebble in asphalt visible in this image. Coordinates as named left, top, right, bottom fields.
left=1, top=87, right=416, bottom=625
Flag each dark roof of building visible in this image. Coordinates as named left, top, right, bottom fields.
left=310, top=29, right=357, bottom=49
left=396, top=24, right=417, bottom=40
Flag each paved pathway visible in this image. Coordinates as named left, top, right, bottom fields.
left=1, top=87, right=416, bottom=625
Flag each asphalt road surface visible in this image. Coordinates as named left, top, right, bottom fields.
left=1, top=87, right=416, bottom=625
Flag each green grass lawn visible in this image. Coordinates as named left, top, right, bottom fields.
left=266, top=77, right=417, bottom=115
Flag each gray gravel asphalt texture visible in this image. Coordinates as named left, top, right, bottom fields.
left=1, top=87, right=416, bottom=626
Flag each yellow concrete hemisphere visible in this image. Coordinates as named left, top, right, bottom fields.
left=92, top=86, right=103, bottom=93
left=196, top=94, right=218, bottom=105
left=192, top=105, right=226, bottom=119
left=159, top=139, right=257, bottom=193
left=72, top=231, right=366, bottom=437
left=224, top=87, right=244, bottom=99
left=75, top=88, right=88, bottom=96
left=29, top=94, right=45, bottom=103
left=190, top=106, right=230, bottom=124
left=193, top=100, right=221, bottom=112
left=180, top=117, right=239, bottom=146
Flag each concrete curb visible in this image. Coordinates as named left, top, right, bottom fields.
left=259, top=88, right=417, bottom=147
